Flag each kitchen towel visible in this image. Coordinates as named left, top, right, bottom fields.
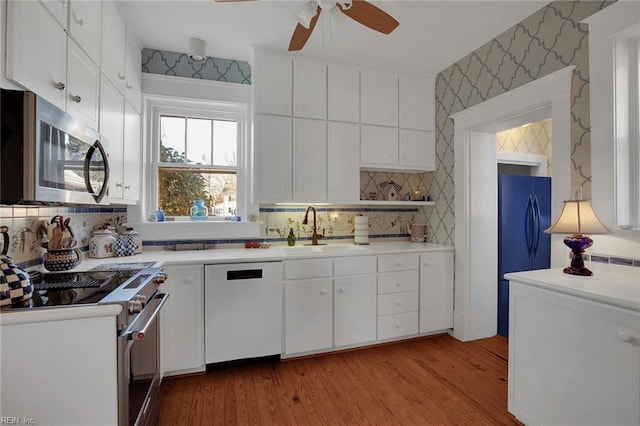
left=354, top=215, right=369, bottom=245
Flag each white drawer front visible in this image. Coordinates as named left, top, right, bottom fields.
left=378, top=271, right=418, bottom=294
left=377, top=312, right=419, bottom=340
left=378, top=253, right=419, bottom=272
left=377, top=291, right=418, bottom=315
left=284, top=259, right=332, bottom=280
left=334, top=256, right=376, bottom=276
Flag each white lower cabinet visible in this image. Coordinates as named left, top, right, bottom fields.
left=161, top=265, right=205, bottom=376
left=283, top=250, right=453, bottom=357
left=419, top=251, right=454, bottom=333
left=285, top=278, right=334, bottom=354
left=334, top=275, right=377, bottom=347
left=508, top=280, right=640, bottom=426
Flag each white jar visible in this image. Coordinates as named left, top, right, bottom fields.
left=89, top=230, right=117, bottom=258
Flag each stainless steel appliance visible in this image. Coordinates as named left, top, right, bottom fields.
left=2, top=262, right=167, bottom=426
left=0, top=89, right=110, bottom=205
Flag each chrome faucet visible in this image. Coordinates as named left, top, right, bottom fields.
left=302, top=206, right=324, bottom=245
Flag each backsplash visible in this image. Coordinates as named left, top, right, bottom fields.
left=0, top=206, right=126, bottom=269
left=259, top=205, right=427, bottom=242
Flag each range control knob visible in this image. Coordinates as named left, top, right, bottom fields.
left=135, top=294, right=147, bottom=305
left=154, top=271, right=167, bottom=284
left=128, top=300, right=142, bottom=314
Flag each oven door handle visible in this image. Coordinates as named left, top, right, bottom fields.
left=123, top=293, right=169, bottom=341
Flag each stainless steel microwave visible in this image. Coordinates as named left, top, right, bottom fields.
left=1, top=89, right=109, bottom=205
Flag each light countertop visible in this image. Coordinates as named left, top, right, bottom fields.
left=505, top=268, right=640, bottom=312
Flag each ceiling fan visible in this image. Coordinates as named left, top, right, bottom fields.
left=215, top=0, right=399, bottom=51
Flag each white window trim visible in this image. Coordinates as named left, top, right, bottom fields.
left=127, top=73, right=259, bottom=241
left=587, top=2, right=640, bottom=232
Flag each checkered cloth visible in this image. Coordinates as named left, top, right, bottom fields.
left=0, top=256, right=33, bottom=306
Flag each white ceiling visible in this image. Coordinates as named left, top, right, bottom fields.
left=118, top=0, right=548, bottom=76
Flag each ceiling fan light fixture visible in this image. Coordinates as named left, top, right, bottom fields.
left=295, top=1, right=318, bottom=29
left=188, top=38, right=206, bottom=62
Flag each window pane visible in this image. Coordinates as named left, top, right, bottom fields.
left=187, top=118, right=212, bottom=165
left=160, top=116, right=185, bottom=163
left=213, top=120, right=237, bottom=167
left=158, top=169, right=237, bottom=217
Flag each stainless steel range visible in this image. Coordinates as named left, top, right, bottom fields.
left=4, top=262, right=168, bottom=426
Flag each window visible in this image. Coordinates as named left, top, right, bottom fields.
left=158, top=115, right=237, bottom=217
left=148, top=99, right=248, bottom=220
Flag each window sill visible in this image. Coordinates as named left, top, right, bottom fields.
left=130, top=220, right=260, bottom=242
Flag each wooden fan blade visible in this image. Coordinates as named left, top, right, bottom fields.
left=288, top=6, right=321, bottom=51
left=338, top=0, right=399, bottom=34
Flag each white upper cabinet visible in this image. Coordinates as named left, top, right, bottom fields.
left=124, top=28, right=142, bottom=112
left=293, top=118, right=327, bottom=201
left=293, top=57, right=326, bottom=119
left=360, top=125, right=398, bottom=165
left=399, top=74, right=434, bottom=131
left=123, top=100, right=141, bottom=201
left=254, top=51, right=292, bottom=115
left=360, top=68, right=398, bottom=127
left=67, top=0, right=102, bottom=65
left=66, top=40, right=100, bottom=129
left=40, top=0, right=68, bottom=29
left=254, top=114, right=293, bottom=202
left=399, top=129, right=435, bottom=170
left=99, top=77, right=125, bottom=199
left=101, top=0, right=127, bottom=94
left=328, top=63, right=359, bottom=123
left=328, top=122, right=359, bottom=202
left=6, top=0, right=67, bottom=110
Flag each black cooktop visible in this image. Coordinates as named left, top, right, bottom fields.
left=1, top=262, right=156, bottom=310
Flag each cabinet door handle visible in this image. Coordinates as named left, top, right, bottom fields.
left=115, top=182, right=123, bottom=188
left=339, top=288, right=345, bottom=293
left=125, top=185, right=131, bottom=190
left=72, top=11, right=84, bottom=27
left=118, top=72, right=126, bottom=80
left=320, top=289, right=327, bottom=295
left=395, top=282, right=402, bottom=287
left=395, top=323, right=401, bottom=329
left=126, top=83, right=133, bottom=89
left=55, top=81, right=66, bottom=91
left=618, top=332, right=633, bottom=342
left=395, top=301, right=401, bottom=306
left=71, top=95, right=82, bottom=103
left=185, top=276, right=194, bottom=284
left=395, top=261, right=402, bottom=267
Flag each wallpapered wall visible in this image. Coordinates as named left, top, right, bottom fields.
left=497, top=120, right=552, bottom=176
left=428, top=0, right=614, bottom=246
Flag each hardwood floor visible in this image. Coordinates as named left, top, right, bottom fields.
left=159, top=334, right=520, bottom=425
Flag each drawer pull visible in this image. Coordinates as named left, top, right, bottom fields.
left=395, top=261, right=402, bottom=267
left=55, top=81, right=66, bottom=91
left=618, top=332, right=632, bottom=342
left=184, top=276, right=194, bottom=284
left=395, top=282, right=401, bottom=287
left=395, top=323, right=401, bottom=329
left=72, top=12, right=84, bottom=27
left=118, top=72, right=126, bottom=80
left=320, top=289, right=327, bottom=295
left=339, top=288, right=345, bottom=293
left=71, top=95, right=82, bottom=103
left=395, top=301, right=401, bottom=306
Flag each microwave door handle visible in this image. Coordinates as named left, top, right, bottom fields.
left=83, top=139, right=110, bottom=203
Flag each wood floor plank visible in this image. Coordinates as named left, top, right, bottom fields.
left=159, top=335, right=521, bottom=426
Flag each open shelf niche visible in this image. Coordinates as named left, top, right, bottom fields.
left=359, top=170, right=434, bottom=206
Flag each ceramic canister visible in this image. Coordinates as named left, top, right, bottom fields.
left=89, top=230, right=117, bottom=258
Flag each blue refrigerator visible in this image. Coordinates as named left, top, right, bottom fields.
left=498, top=175, right=551, bottom=337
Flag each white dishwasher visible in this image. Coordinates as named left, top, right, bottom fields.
left=204, top=262, right=283, bottom=364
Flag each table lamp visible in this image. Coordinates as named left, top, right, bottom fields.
left=544, top=198, right=610, bottom=276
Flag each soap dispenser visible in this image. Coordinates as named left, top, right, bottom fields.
left=287, top=228, right=296, bottom=246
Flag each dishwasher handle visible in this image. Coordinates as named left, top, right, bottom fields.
left=227, top=269, right=263, bottom=280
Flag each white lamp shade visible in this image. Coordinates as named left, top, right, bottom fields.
left=545, top=200, right=610, bottom=235
left=188, top=38, right=206, bottom=62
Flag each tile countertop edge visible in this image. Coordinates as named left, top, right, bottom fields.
left=0, top=304, right=123, bottom=326
left=505, top=268, right=640, bottom=312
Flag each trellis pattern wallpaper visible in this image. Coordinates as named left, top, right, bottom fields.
left=428, top=0, right=614, bottom=245
left=497, top=120, right=552, bottom=176
left=141, top=48, right=251, bottom=84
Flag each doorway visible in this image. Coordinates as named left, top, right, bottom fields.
left=450, top=67, right=574, bottom=342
